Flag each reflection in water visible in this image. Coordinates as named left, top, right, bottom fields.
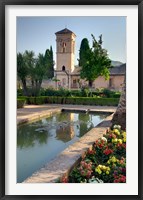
left=17, top=111, right=108, bottom=183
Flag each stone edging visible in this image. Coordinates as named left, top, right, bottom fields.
left=17, top=109, right=61, bottom=126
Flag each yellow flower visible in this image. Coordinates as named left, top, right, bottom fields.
left=112, top=138, right=118, bottom=143
left=118, top=139, right=122, bottom=144
left=106, top=171, right=110, bottom=175
left=107, top=167, right=110, bottom=171
left=107, top=160, right=110, bottom=164
left=114, top=129, right=120, bottom=135
left=111, top=156, right=117, bottom=163
left=95, top=168, right=99, bottom=172
left=102, top=166, right=106, bottom=170
left=122, top=131, right=126, bottom=137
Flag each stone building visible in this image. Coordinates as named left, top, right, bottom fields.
left=54, top=28, right=126, bottom=91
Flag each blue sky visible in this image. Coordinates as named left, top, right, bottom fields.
left=17, top=16, right=126, bottom=65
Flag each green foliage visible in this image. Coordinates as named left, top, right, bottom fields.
left=80, top=87, right=90, bottom=97
left=18, top=87, right=120, bottom=99
left=78, top=38, right=90, bottom=67
left=25, top=96, right=119, bottom=106
left=39, top=88, right=71, bottom=97
left=17, top=47, right=54, bottom=97
left=26, top=97, right=35, bottom=105
left=17, top=88, right=23, bottom=96
left=17, top=52, right=28, bottom=81
left=17, top=99, right=26, bottom=108
left=79, top=34, right=111, bottom=87
left=44, top=46, right=54, bottom=79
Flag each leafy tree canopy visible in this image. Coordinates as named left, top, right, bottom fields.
left=79, top=34, right=111, bottom=87
left=17, top=47, right=54, bottom=96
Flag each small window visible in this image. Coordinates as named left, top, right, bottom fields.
left=62, top=66, right=65, bottom=71
left=63, top=42, right=66, bottom=53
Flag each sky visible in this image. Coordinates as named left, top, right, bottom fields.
left=17, top=16, right=126, bottom=66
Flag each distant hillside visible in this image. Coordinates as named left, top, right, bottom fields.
left=111, top=60, right=123, bottom=67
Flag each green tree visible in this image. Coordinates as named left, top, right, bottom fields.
left=78, top=38, right=90, bottom=67
left=44, top=46, right=54, bottom=79
left=80, top=34, right=111, bottom=87
left=24, top=50, right=35, bottom=88
left=33, top=53, right=46, bottom=95
left=17, top=52, right=29, bottom=95
left=17, top=47, right=55, bottom=96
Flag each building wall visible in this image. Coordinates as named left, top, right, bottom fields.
left=55, top=73, right=69, bottom=88
left=56, top=33, right=76, bottom=73
left=70, top=75, right=124, bottom=91
left=41, top=74, right=124, bottom=91
left=109, top=76, right=124, bottom=91
left=93, top=76, right=109, bottom=89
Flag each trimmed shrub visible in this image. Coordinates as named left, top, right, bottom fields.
left=17, top=99, right=26, bottom=108
left=26, top=96, right=119, bottom=106
left=64, top=97, right=119, bottom=106
left=17, top=96, right=27, bottom=100
left=26, top=97, right=36, bottom=105
left=35, top=97, right=46, bottom=105
left=112, top=93, right=121, bottom=98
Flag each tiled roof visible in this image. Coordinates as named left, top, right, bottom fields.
left=55, top=28, right=75, bottom=35
left=72, top=64, right=126, bottom=75
left=110, top=63, right=126, bottom=75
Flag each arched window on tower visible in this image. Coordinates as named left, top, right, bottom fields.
left=62, top=65, right=65, bottom=71
left=62, top=42, right=66, bottom=53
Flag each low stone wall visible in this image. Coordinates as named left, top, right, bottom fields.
left=23, top=113, right=113, bottom=183
left=17, top=108, right=61, bottom=126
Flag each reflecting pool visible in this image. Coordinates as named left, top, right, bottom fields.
left=17, top=111, right=108, bottom=182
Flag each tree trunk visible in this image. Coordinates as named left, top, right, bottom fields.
left=112, top=76, right=126, bottom=130
left=22, top=79, right=27, bottom=96
left=35, top=80, right=42, bottom=96
left=89, top=80, right=93, bottom=88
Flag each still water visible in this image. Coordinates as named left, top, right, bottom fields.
left=17, top=111, right=108, bottom=182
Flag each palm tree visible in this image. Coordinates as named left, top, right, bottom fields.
left=34, top=53, right=45, bottom=92
left=17, top=52, right=28, bottom=95
left=112, top=75, right=126, bottom=130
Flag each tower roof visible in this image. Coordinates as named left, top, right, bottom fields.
left=55, top=28, right=76, bottom=36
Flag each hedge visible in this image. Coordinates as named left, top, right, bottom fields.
left=17, top=99, right=26, bottom=108
left=25, top=96, right=119, bottom=106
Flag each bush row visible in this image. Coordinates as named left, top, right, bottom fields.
left=23, top=96, right=119, bottom=106
left=17, top=88, right=121, bottom=98
left=17, top=99, right=26, bottom=108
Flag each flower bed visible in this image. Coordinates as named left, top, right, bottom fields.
left=60, top=125, right=126, bottom=183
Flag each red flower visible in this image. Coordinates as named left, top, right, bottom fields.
left=103, top=148, right=113, bottom=155
left=61, top=175, right=68, bottom=183
left=114, top=175, right=126, bottom=183
left=88, top=149, right=96, bottom=155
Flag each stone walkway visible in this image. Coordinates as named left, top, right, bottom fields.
left=17, top=104, right=117, bottom=125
